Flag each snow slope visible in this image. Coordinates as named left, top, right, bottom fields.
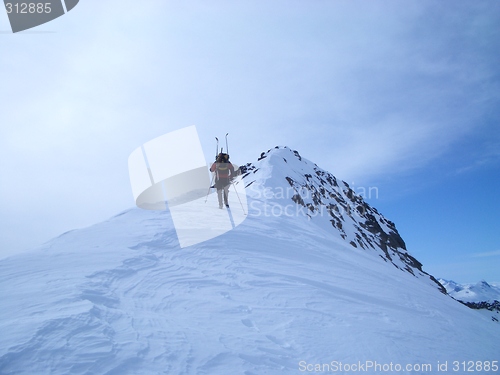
left=1, top=147, right=499, bottom=374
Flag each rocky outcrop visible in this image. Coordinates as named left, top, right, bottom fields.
left=242, top=146, right=446, bottom=294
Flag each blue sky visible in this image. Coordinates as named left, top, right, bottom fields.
left=1, top=0, right=499, bottom=283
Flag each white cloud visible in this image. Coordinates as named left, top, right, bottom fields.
left=1, top=0, right=499, bottom=256
left=471, top=250, right=500, bottom=258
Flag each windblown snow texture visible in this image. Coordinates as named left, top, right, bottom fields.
left=0, top=147, right=498, bottom=374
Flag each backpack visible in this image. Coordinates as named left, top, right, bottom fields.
left=215, top=153, right=231, bottom=179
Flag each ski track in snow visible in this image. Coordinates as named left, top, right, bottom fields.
left=1, top=148, right=500, bottom=374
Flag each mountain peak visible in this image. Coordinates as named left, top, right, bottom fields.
left=240, top=146, right=445, bottom=293
left=478, top=280, right=491, bottom=288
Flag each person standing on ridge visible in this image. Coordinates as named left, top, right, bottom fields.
left=210, top=152, right=235, bottom=209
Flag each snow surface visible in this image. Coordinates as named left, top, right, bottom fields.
left=1, top=147, right=499, bottom=374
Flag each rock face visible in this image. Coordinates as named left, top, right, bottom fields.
left=241, top=146, right=446, bottom=293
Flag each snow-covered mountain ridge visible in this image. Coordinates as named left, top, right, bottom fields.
left=439, top=279, right=500, bottom=303
left=1, top=146, right=499, bottom=374
left=240, top=146, right=445, bottom=293
left=439, top=279, right=500, bottom=322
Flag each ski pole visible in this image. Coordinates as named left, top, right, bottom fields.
left=231, top=179, right=246, bottom=215
left=225, top=133, right=229, bottom=155
left=215, top=137, right=219, bottom=160
left=205, top=173, right=215, bottom=203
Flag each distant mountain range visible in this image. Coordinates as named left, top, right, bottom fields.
left=439, top=279, right=500, bottom=322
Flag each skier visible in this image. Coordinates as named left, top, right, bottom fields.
left=210, top=152, right=235, bottom=209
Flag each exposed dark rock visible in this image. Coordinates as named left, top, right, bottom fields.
left=240, top=147, right=446, bottom=294
left=292, top=194, right=305, bottom=207
left=293, top=150, right=302, bottom=161
left=459, top=300, right=500, bottom=312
